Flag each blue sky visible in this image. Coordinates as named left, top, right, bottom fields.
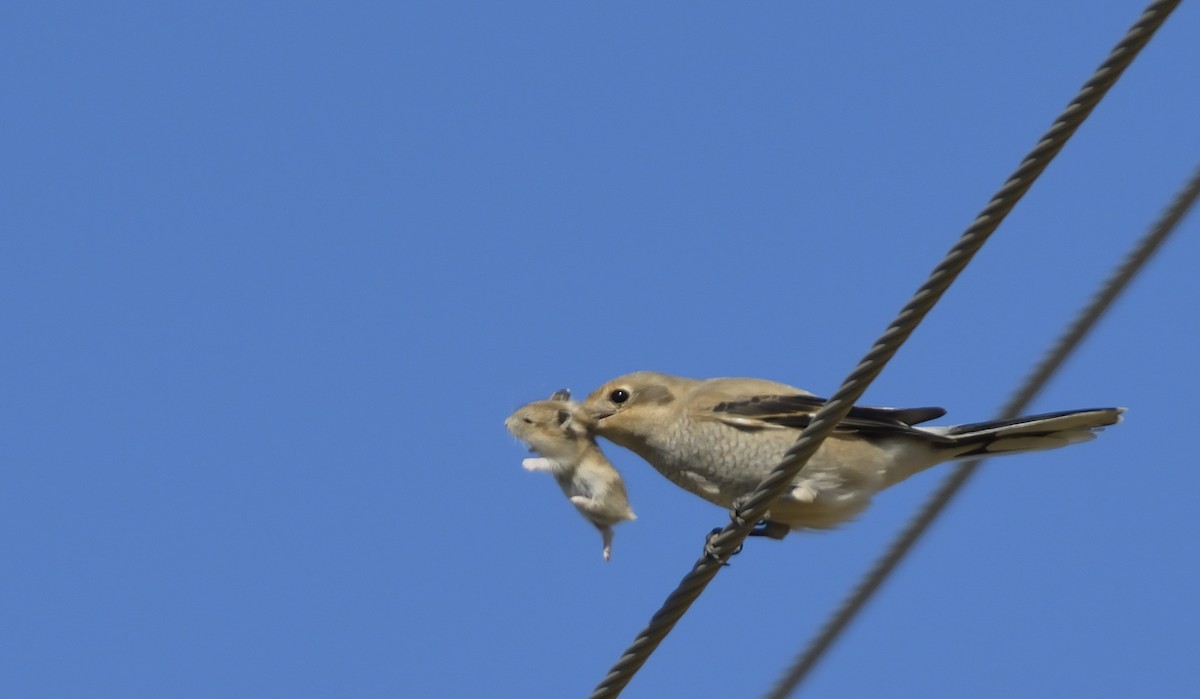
left=3, top=2, right=1198, bottom=697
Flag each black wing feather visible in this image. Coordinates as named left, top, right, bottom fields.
left=712, top=394, right=949, bottom=441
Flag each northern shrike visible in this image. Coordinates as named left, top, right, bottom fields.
left=582, top=372, right=1122, bottom=531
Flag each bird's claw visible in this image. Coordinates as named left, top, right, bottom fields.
left=704, top=527, right=743, bottom=565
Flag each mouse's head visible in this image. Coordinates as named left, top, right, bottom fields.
left=505, top=390, right=593, bottom=461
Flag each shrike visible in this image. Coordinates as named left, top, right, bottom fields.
left=582, top=372, right=1122, bottom=531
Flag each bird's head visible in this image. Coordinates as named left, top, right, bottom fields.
left=582, top=372, right=692, bottom=450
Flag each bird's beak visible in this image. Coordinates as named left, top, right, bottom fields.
left=588, top=408, right=615, bottom=422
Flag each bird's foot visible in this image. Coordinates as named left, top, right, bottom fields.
left=704, top=520, right=789, bottom=563
left=705, top=528, right=742, bottom=565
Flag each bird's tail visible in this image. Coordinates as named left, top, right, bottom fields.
left=929, top=408, right=1125, bottom=458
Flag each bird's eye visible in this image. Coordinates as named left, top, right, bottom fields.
left=610, top=389, right=630, bottom=404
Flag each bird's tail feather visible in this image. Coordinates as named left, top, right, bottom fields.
left=930, top=408, right=1125, bottom=457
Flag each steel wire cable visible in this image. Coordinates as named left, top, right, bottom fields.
left=588, top=2, right=1180, bottom=696
left=764, top=162, right=1200, bottom=699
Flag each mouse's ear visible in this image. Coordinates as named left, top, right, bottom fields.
left=550, top=388, right=571, bottom=401
left=556, top=409, right=573, bottom=427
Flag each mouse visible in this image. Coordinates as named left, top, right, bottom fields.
left=505, top=389, right=636, bottom=561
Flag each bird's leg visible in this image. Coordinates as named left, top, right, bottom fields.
left=728, top=495, right=791, bottom=541
left=750, top=520, right=790, bottom=540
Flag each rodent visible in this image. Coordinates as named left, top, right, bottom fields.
left=505, top=389, right=636, bottom=561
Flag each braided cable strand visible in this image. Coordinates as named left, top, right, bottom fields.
left=764, top=162, right=1200, bottom=699
left=729, top=0, right=1179, bottom=533
left=588, top=3, right=1179, bottom=697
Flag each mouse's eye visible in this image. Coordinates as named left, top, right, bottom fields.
left=610, top=388, right=630, bottom=404
left=522, top=416, right=534, bottom=424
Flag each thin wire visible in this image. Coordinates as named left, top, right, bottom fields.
left=588, top=2, right=1179, bottom=697
left=764, top=164, right=1200, bottom=699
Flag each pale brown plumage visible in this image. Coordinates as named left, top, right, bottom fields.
left=582, top=371, right=1123, bottom=530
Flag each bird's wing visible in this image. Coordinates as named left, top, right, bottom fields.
left=708, top=393, right=951, bottom=441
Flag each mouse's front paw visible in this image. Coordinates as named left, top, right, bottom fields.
left=522, top=457, right=552, bottom=472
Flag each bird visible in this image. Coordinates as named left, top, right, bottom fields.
left=581, top=371, right=1123, bottom=532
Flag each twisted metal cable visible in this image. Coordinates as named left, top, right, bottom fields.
left=588, top=2, right=1179, bottom=697
left=764, top=161, right=1200, bottom=699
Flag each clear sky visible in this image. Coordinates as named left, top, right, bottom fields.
left=3, top=2, right=1198, bottom=697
